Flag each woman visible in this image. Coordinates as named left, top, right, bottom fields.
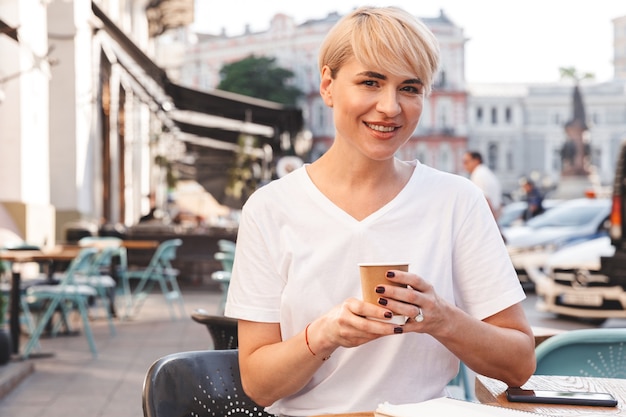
left=225, top=6, right=535, bottom=415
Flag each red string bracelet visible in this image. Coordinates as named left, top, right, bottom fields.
left=305, top=322, right=331, bottom=361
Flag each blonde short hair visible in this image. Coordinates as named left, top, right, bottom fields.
left=318, top=6, right=440, bottom=94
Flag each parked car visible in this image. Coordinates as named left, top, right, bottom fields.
left=529, top=236, right=625, bottom=324
left=498, top=201, right=527, bottom=229
left=525, top=142, right=626, bottom=324
left=498, top=199, right=562, bottom=229
left=504, top=198, right=611, bottom=285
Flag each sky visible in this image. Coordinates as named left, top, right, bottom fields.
left=192, top=1, right=625, bottom=84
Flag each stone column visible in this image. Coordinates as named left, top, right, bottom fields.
left=0, top=0, right=55, bottom=247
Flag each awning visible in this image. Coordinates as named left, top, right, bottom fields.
left=91, top=2, right=303, bottom=147
left=0, top=19, right=19, bottom=43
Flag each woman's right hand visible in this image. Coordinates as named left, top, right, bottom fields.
left=308, top=297, right=406, bottom=354
left=237, top=298, right=402, bottom=406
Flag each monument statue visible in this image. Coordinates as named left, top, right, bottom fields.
left=559, top=67, right=593, bottom=177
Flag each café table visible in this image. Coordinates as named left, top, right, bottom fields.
left=476, top=374, right=626, bottom=416
left=309, top=375, right=626, bottom=417
left=120, top=239, right=159, bottom=250
left=531, top=326, right=566, bottom=347
left=76, top=239, right=159, bottom=250
left=0, top=246, right=81, bottom=354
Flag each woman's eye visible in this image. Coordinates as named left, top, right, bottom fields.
left=362, top=79, right=378, bottom=87
left=401, top=85, right=422, bottom=94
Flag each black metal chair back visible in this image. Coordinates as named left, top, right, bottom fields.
left=142, top=349, right=276, bottom=417
left=191, top=309, right=238, bottom=350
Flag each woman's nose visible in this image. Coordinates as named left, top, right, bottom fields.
left=376, top=89, right=401, bottom=117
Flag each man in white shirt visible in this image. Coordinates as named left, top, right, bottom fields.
left=462, top=151, right=502, bottom=220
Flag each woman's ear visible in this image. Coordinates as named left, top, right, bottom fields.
left=320, top=65, right=334, bottom=108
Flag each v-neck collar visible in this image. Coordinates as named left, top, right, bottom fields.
left=298, top=160, right=420, bottom=226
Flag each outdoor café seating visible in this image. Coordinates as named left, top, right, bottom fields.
left=191, top=308, right=238, bottom=350
left=122, top=238, right=185, bottom=320
left=142, top=349, right=275, bottom=417
left=211, top=251, right=234, bottom=315
left=22, top=247, right=102, bottom=359
left=534, top=327, right=626, bottom=378
left=77, top=236, right=129, bottom=320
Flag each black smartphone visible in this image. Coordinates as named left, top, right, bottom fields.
left=506, top=387, right=618, bottom=407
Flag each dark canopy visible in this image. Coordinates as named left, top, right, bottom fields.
left=92, top=2, right=303, bottom=143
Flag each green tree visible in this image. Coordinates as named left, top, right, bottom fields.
left=559, top=66, right=594, bottom=83
left=218, top=55, right=302, bottom=106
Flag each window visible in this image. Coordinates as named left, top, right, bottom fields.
left=476, top=107, right=483, bottom=124
left=491, top=107, right=498, bottom=124
left=488, top=143, right=498, bottom=171
left=506, top=150, right=513, bottom=171
left=505, top=107, right=512, bottom=124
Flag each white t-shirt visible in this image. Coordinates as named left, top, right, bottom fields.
left=225, top=160, right=524, bottom=416
left=470, top=164, right=502, bottom=211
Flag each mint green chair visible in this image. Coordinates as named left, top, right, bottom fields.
left=447, top=362, right=473, bottom=401
left=77, top=236, right=129, bottom=320
left=74, top=245, right=125, bottom=334
left=122, top=238, right=185, bottom=320
left=22, top=247, right=101, bottom=359
left=211, top=250, right=235, bottom=315
left=534, top=328, right=626, bottom=379
left=217, top=239, right=236, bottom=254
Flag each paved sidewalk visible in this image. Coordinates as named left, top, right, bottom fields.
left=0, top=287, right=223, bottom=417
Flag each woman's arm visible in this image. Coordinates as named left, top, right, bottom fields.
left=379, top=272, right=536, bottom=387
left=237, top=320, right=322, bottom=407
left=237, top=298, right=406, bottom=406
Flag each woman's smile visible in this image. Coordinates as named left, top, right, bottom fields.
left=364, top=122, right=399, bottom=133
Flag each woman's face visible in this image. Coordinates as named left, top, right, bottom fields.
left=320, top=58, right=424, bottom=161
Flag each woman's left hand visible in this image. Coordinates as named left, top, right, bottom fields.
left=376, top=269, right=451, bottom=335
left=380, top=269, right=536, bottom=388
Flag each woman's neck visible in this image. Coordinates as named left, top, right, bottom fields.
left=305, top=148, right=414, bottom=220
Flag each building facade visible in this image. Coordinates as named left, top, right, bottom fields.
left=177, top=9, right=626, bottom=198
left=2, top=3, right=625, bottom=249
left=0, top=0, right=301, bottom=245
left=176, top=9, right=469, bottom=172
left=468, top=80, right=626, bottom=195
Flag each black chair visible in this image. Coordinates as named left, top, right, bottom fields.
left=142, top=349, right=276, bottom=417
left=191, top=309, right=238, bottom=350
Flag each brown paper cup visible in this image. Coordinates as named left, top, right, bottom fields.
left=359, top=263, right=409, bottom=325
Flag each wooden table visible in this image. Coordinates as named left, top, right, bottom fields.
left=0, top=246, right=82, bottom=354
left=74, top=239, right=159, bottom=250
left=120, top=240, right=159, bottom=250
left=308, top=375, right=626, bottom=417
left=531, top=326, right=566, bottom=346
left=476, top=374, right=626, bottom=415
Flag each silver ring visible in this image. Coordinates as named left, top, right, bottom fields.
left=415, top=308, right=424, bottom=322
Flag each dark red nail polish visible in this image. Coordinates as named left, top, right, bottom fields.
left=386, top=271, right=395, bottom=278
left=378, top=298, right=388, bottom=306
left=384, top=311, right=393, bottom=318
left=375, top=286, right=385, bottom=294
left=394, top=327, right=403, bottom=334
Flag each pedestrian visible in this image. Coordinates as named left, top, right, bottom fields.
left=521, top=178, right=544, bottom=220
left=462, top=151, right=503, bottom=220
left=225, top=6, right=535, bottom=416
